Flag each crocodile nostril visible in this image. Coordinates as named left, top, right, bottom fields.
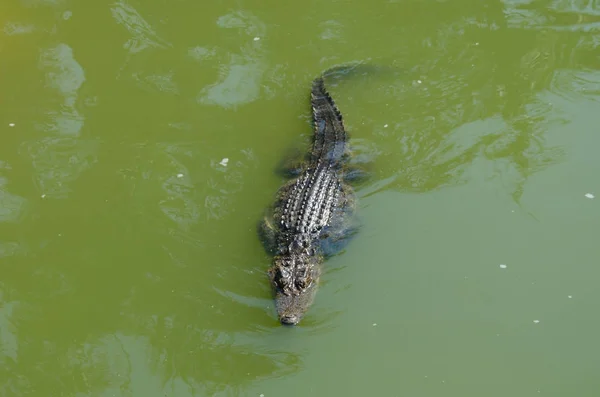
left=280, top=315, right=299, bottom=325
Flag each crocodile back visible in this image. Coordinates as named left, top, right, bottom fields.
left=280, top=164, right=341, bottom=239
left=310, top=77, right=347, bottom=166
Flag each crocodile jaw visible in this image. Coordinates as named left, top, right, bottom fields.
left=273, top=283, right=318, bottom=326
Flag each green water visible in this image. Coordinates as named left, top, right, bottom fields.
left=2, top=0, right=600, bottom=395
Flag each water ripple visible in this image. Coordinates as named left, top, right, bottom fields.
left=0, top=175, right=26, bottom=223
left=198, top=10, right=268, bottom=108
left=504, top=0, right=600, bottom=31
left=22, top=137, right=99, bottom=199
left=111, top=0, right=172, bottom=53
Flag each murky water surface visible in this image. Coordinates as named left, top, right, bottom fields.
left=1, top=0, right=600, bottom=396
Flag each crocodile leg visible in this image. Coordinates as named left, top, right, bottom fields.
left=341, top=141, right=377, bottom=185
left=319, top=183, right=360, bottom=257
left=258, top=177, right=298, bottom=255
left=320, top=221, right=360, bottom=257
left=343, top=166, right=371, bottom=184
left=275, top=145, right=309, bottom=178
left=258, top=215, right=278, bottom=255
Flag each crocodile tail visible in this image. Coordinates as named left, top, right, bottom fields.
left=310, top=76, right=347, bottom=165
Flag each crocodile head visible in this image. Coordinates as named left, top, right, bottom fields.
left=269, top=254, right=321, bottom=325
left=273, top=283, right=318, bottom=325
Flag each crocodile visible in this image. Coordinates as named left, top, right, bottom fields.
left=259, top=65, right=364, bottom=326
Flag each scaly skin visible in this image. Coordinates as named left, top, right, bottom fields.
left=260, top=68, right=359, bottom=325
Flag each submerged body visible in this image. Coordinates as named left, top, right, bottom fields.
left=260, top=69, right=359, bottom=325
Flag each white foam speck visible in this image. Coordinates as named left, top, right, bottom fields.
left=533, top=320, right=540, bottom=324
left=176, top=173, right=184, bottom=178
left=499, top=264, right=507, bottom=269
left=585, top=193, right=594, bottom=199
left=372, top=323, right=377, bottom=326
left=568, top=295, right=572, bottom=299
left=41, top=194, right=46, bottom=198
left=219, top=158, right=229, bottom=166
left=253, top=37, right=260, bottom=41
left=8, top=123, right=15, bottom=127
left=384, top=124, right=388, bottom=128
left=417, top=79, right=422, bottom=84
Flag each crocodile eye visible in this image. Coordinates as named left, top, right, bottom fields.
left=275, top=267, right=292, bottom=289
left=278, top=267, right=291, bottom=281
left=296, top=275, right=312, bottom=290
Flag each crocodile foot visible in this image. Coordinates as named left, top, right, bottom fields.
left=258, top=215, right=277, bottom=255
left=275, top=145, right=310, bottom=178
